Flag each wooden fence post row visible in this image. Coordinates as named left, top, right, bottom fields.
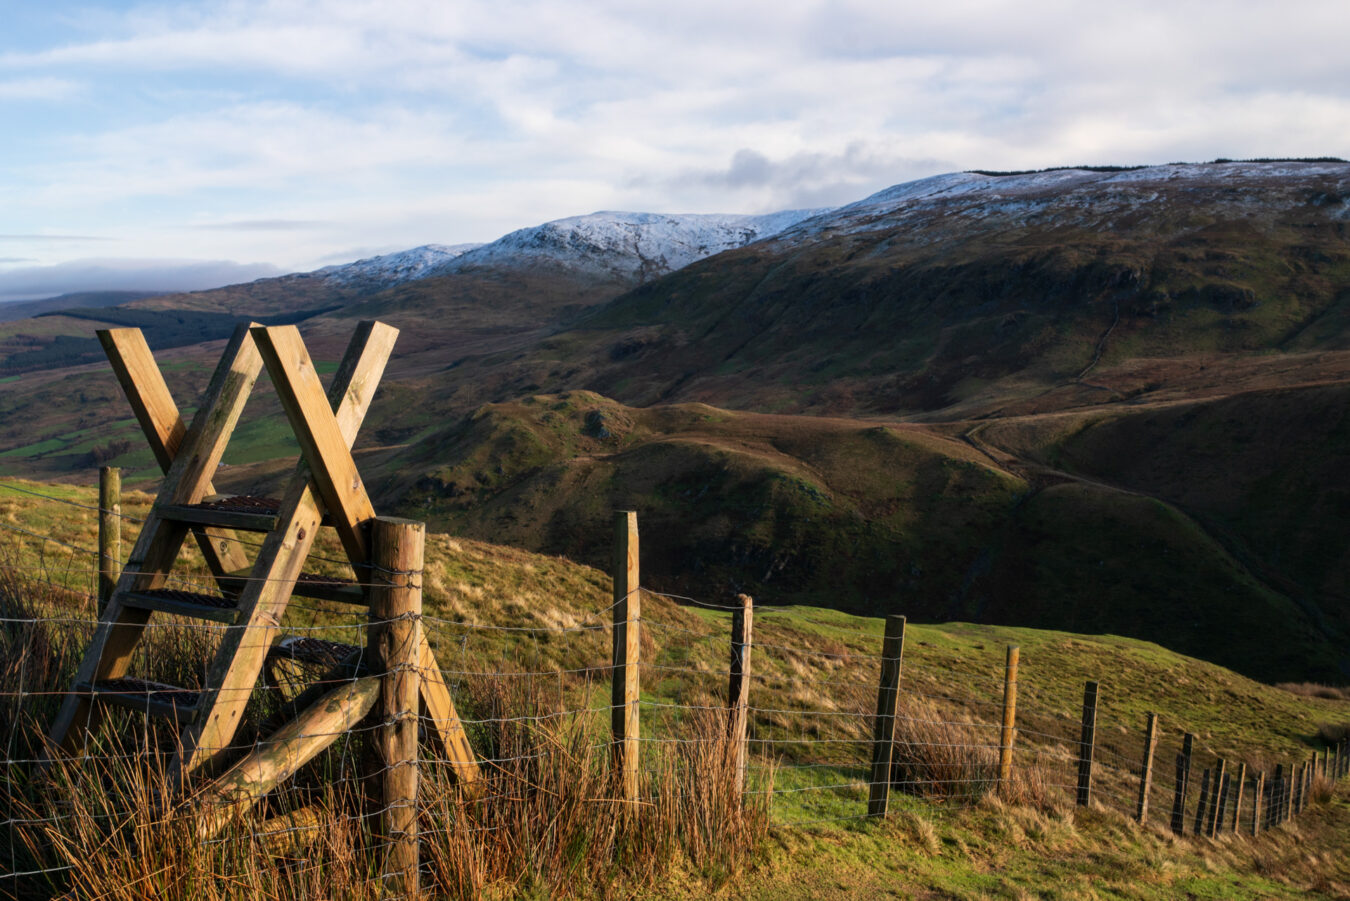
left=1076, top=681, right=1099, bottom=807
left=998, top=645, right=1019, bottom=787
left=867, top=615, right=907, bottom=817
left=98, top=466, right=121, bottom=611
left=612, top=511, right=640, bottom=806
left=727, top=593, right=754, bottom=797
left=370, top=516, right=424, bottom=900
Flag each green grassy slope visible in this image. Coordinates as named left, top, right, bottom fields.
left=373, top=393, right=1342, bottom=683
left=4, top=478, right=1350, bottom=898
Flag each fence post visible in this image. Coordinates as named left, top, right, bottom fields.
left=1252, top=771, right=1264, bottom=836
left=1274, top=764, right=1287, bottom=825
left=1170, top=732, right=1194, bottom=835
left=98, top=466, right=121, bottom=611
left=1293, top=761, right=1305, bottom=815
left=611, top=511, right=640, bottom=806
left=369, top=516, right=423, bottom=900
left=1135, top=712, right=1159, bottom=824
left=1206, top=759, right=1226, bottom=837
left=1212, top=768, right=1229, bottom=837
left=727, top=593, right=753, bottom=797
left=1193, top=768, right=1211, bottom=835
left=867, top=614, right=907, bottom=817
left=1232, top=762, right=1247, bottom=835
left=998, top=645, right=1019, bottom=787
left=1075, top=681, right=1099, bottom=807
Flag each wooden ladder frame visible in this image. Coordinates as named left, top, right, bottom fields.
left=48, top=321, right=478, bottom=788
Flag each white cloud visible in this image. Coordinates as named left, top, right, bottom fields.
left=0, top=77, right=81, bottom=100
left=0, top=0, right=1348, bottom=273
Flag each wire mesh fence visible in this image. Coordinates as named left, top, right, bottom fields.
left=1, top=481, right=1348, bottom=899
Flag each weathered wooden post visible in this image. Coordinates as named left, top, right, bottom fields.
left=727, top=593, right=753, bottom=797
left=370, top=516, right=424, bottom=899
left=998, top=645, right=1019, bottom=788
left=867, top=614, right=906, bottom=817
left=98, top=466, right=121, bottom=611
left=1272, top=764, right=1286, bottom=826
left=1212, top=769, right=1230, bottom=837
left=1170, top=732, right=1195, bottom=835
left=612, top=510, right=640, bottom=806
left=1075, top=681, right=1099, bottom=807
left=1232, top=762, right=1247, bottom=835
left=1206, top=759, right=1226, bottom=837
left=1193, top=768, right=1211, bottom=835
left=1293, top=761, right=1305, bottom=815
left=1135, top=713, right=1159, bottom=824
left=1252, top=771, right=1264, bottom=836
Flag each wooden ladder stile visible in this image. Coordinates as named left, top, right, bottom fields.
left=46, top=320, right=481, bottom=794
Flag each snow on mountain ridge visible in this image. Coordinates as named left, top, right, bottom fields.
left=448, top=209, right=831, bottom=281
left=772, top=161, right=1350, bottom=246
left=318, top=243, right=484, bottom=287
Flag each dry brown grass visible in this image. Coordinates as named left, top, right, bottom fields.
left=1277, top=682, right=1350, bottom=702
left=0, top=557, right=771, bottom=900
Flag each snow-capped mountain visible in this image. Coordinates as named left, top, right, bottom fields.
left=313, top=209, right=829, bottom=291
left=316, top=243, right=483, bottom=288
left=446, top=209, right=829, bottom=282
left=770, top=161, right=1350, bottom=248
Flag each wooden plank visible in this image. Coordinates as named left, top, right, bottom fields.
left=98, top=466, right=121, bottom=611
left=193, top=675, right=380, bottom=839
left=158, top=504, right=280, bottom=532
left=998, top=645, right=1019, bottom=786
left=49, top=324, right=263, bottom=754
left=369, top=517, right=422, bottom=899
left=172, top=322, right=396, bottom=779
left=867, top=614, right=906, bottom=817
left=98, top=327, right=250, bottom=578
left=251, top=325, right=378, bottom=566
left=1135, top=713, right=1159, bottom=824
left=1075, top=681, right=1099, bottom=807
left=727, top=593, right=754, bottom=797
left=611, top=510, right=640, bottom=805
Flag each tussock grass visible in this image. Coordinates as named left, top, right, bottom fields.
left=1278, top=682, right=1350, bottom=702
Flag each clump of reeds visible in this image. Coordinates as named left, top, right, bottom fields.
left=889, top=696, right=999, bottom=803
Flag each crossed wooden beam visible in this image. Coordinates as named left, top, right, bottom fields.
left=47, top=321, right=479, bottom=790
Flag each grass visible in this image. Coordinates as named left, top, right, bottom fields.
left=2, top=481, right=1350, bottom=897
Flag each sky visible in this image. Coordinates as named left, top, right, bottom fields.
left=2, top=0, right=1349, bottom=301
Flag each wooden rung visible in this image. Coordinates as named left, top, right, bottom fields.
left=76, top=678, right=200, bottom=723
left=221, top=570, right=365, bottom=605
left=267, top=637, right=364, bottom=669
left=124, top=589, right=240, bottom=624
left=161, top=498, right=280, bottom=532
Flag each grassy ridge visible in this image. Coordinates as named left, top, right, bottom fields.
left=3, top=478, right=1350, bottom=897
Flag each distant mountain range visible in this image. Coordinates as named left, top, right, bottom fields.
left=6, top=160, right=1350, bottom=683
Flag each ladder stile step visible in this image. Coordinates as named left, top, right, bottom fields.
left=221, top=570, right=366, bottom=605
left=123, top=588, right=241, bottom=623
left=267, top=637, right=364, bottom=669
left=160, top=495, right=282, bottom=532
left=76, top=677, right=200, bottom=723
